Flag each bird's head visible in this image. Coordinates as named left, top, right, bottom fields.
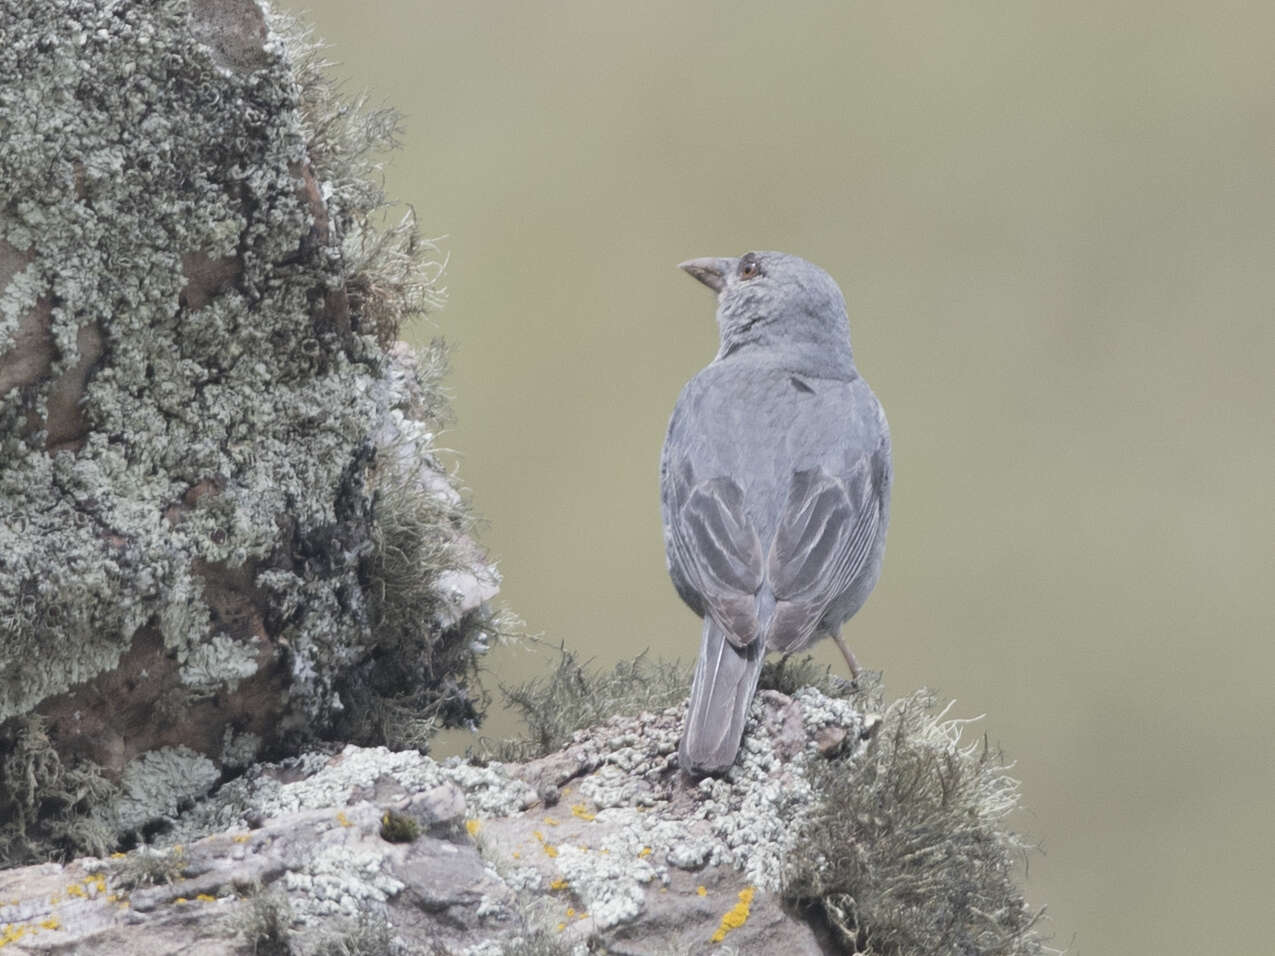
left=678, top=251, right=854, bottom=370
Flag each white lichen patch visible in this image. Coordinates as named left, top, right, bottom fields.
left=542, top=687, right=868, bottom=898
left=284, top=844, right=404, bottom=919
left=793, top=685, right=863, bottom=734
left=554, top=843, right=655, bottom=930
left=161, top=744, right=536, bottom=844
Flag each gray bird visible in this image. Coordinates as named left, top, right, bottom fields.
left=661, top=251, right=892, bottom=775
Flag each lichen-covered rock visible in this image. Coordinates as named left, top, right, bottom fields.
left=0, top=0, right=495, bottom=864
left=0, top=687, right=859, bottom=955
left=0, top=683, right=1047, bottom=955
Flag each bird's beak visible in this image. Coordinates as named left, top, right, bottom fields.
left=678, top=257, right=730, bottom=294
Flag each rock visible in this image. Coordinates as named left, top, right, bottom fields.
left=0, top=0, right=494, bottom=863
left=0, top=689, right=858, bottom=954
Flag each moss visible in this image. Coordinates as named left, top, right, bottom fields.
left=489, top=643, right=690, bottom=762
left=330, top=345, right=497, bottom=751
left=108, top=844, right=190, bottom=892
left=782, top=689, right=1051, bottom=956
left=238, top=885, right=296, bottom=956
left=377, top=810, right=419, bottom=844
left=756, top=652, right=873, bottom=700
left=309, top=912, right=400, bottom=956
left=0, top=715, right=114, bottom=862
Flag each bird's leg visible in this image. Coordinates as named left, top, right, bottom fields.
left=830, top=633, right=861, bottom=679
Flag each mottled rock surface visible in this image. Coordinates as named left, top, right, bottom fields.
left=0, top=688, right=866, bottom=954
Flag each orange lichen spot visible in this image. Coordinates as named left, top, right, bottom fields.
left=710, top=886, right=755, bottom=943
left=544, top=843, right=559, bottom=858
left=232, top=834, right=250, bottom=844
left=549, top=878, right=569, bottom=891
left=465, top=819, right=482, bottom=837
left=83, top=873, right=107, bottom=894
left=577, top=912, right=588, bottom=921
left=110, top=852, right=126, bottom=859
left=696, top=885, right=707, bottom=897
left=64, top=884, right=85, bottom=899
left=335, top=811, right=353, bottom=828
left=544, top=816, right=560, bottom=826
left=570, top=803, right=595, bottom=822
left=511, top=851, right=521, bottom=859
left=174, top=897, right=189, bottom=904
left=556, top=922, right=567, bottom=932
left=195, top=894, right=217, bottom=903
left=39, top=917, right=60, bottom=931
left=566, top=907, right=576, bottom=917
left=638, top=846, right=652, bottom=858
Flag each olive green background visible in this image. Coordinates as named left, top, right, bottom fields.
left=281, top=2, right=1272, bottom=952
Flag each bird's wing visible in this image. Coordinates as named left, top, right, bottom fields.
left=764, top=460, right=882, bottom=652
left=667, top=475, right=765, bottom=648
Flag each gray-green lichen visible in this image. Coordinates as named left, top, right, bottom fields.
left=0, top=0, right=491, bottom=863
left=100, top=745, right=221, bottom=835
left=0, top=0, right=384, bottom=716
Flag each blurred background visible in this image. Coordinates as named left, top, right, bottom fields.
left=281, top=2, right=1272, bottom=951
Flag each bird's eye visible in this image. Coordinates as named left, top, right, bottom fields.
left=738, top=256, right=761, bottom=280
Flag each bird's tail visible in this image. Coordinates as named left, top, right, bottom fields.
left=679, top=618, right=766, bottom=775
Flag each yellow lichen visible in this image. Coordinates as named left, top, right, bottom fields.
left=232, top=834, right=250, bottom=844
left=531, top=830, right=559, bottom=857
left=696, top=885, right=707, bottom=897
left=174, top=897, right=188, bottom=904
left=195, top=894, right=216, bottom=903
left=570, top=803, right=596, bottom=821
left=1, top=922, right=31, bottom=945
left=638, top=846, right=652, bottom=858
left=335, top=811, right=353, bottom=828
left=710, top=886, right=755, bottom=943
left=83, top=873, right=107, bottom=895
left=549, top=878, right=569, bottom=891
left=39, top=917, right=60, bottom=931
left=566, top=907, right=575, bottom=917
left=465, top=819, right=482, bottom=836
left=544, top=816, right=560, bottom=826
left=556, top=922, right=567, bottom=932
left=64, top=884, right=84, bottom=899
